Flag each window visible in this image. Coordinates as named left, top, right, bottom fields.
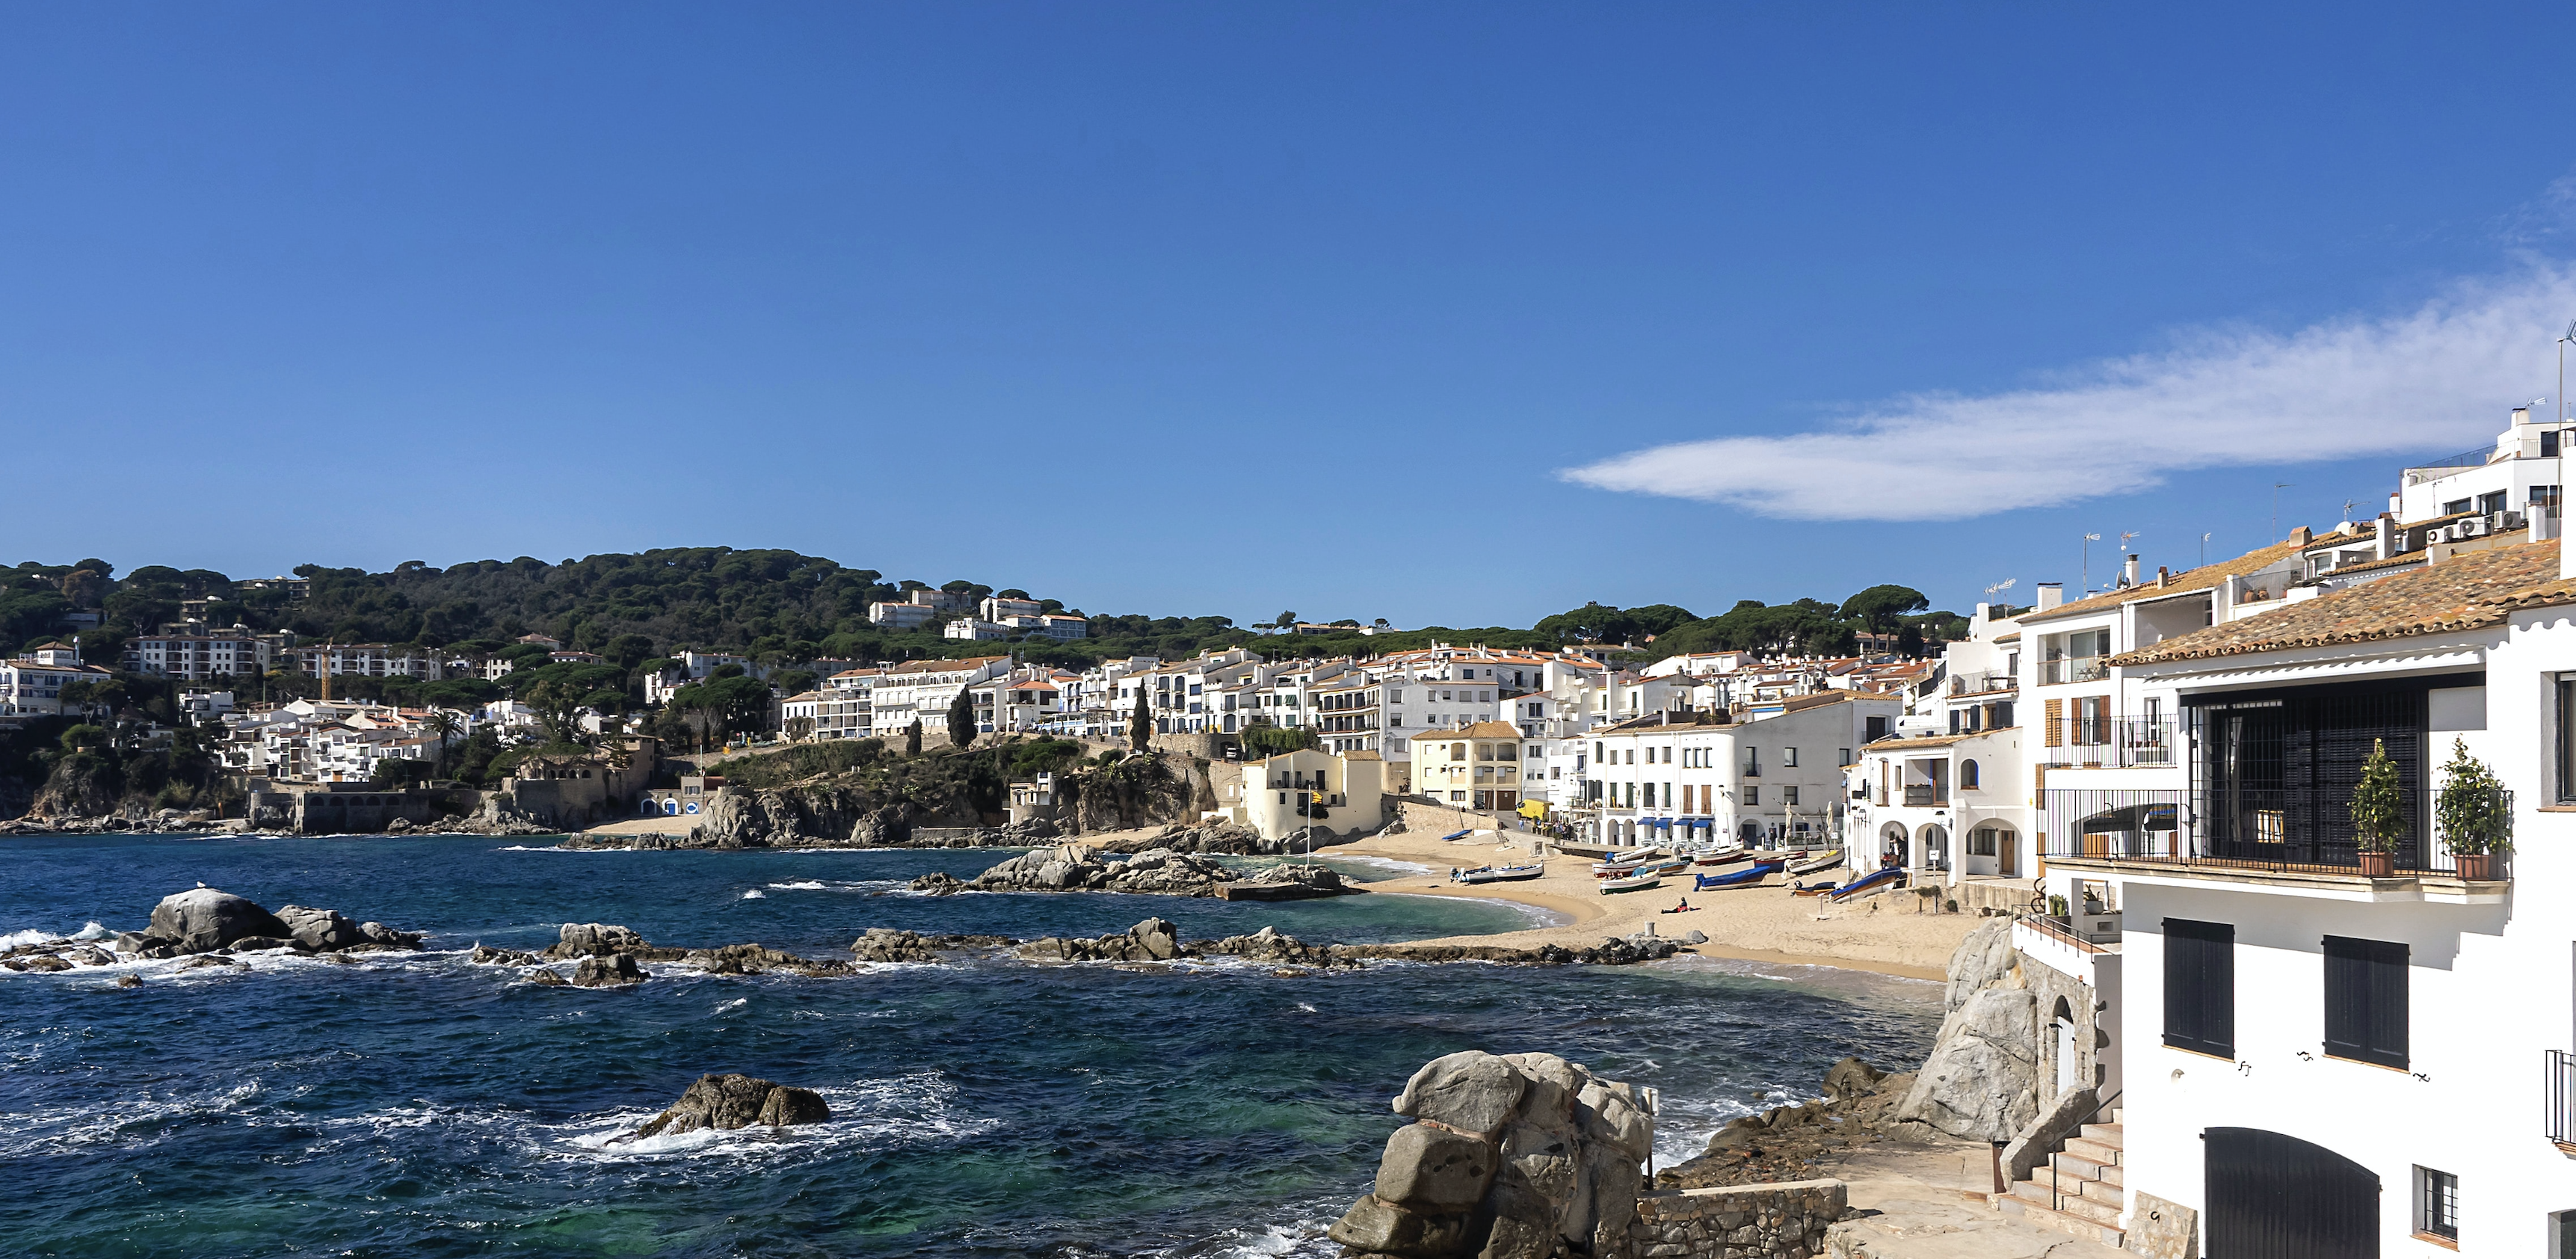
left=1840, top=748, right=1852, bottom=766
left=2415, top=1166, right=2459, bottom=1242
left=1625, top=750, right=1635, bottom=765
left=1782, top=786, right=1799, bottom=806
left=1968, top=826, right=1998, bottom=856
left=1742, top=747, right=1760, bottom=775
left=1743, top=785, right=1759, bottom=806
left=2163, top=918, right=2234, bottom=1057
left=2324, top=935, right=2409, bottom=1069
left=1662, top=745, right=1673, bottom=764
left=2560, top=676, right=2576, bottom=803
left=1782, top=747, right=1798, bottom=767
left=1959, top=759, right=1979, bottom=789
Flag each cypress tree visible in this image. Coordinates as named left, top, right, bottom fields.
left=905, top=718, right=922, bottom=757
left=1130, top=689, right=1152, bottom=752
left=947, top=686, right=976, bottom=750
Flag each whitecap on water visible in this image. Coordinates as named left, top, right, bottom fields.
left=0, top=923, right=112, bottom=949
left=713, top=997, right=748, bottom=1014
left=0, top=1080, right=268, bottom=1159
left=765, top=878, right=903, bottom=893
left=739, top=890, right=766, bottom=899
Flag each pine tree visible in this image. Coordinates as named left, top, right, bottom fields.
left=905, top=718, right=922, bottom=757
left=947, top=686, right=976, bottom=750
left=1130, top=689, right=1152, bottom=752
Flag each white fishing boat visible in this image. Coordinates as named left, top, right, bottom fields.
left=1486, top=862, right=1544, bottom=881
left=1597, top=872, right=1662, bottom=894
left=1787, top=848, right=1845, bottom=877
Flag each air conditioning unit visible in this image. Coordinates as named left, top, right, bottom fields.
left=2460, top=516, right=2489, bottom=538
left=2500, top=509, right=2524, bottom=530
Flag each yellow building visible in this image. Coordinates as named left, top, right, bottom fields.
left=1230, top=748, right=1387, bottom=842
left=1405, top=721, right=1529, bottom=812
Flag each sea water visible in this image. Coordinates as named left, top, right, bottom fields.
left=0, top=835, right=1938, bottom=1258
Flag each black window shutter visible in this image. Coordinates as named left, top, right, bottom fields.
left=2164, top=918, right=2234, bottom=1056
left=2323, top=935, right=2409, bottom=1069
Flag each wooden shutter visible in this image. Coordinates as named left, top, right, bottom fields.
left=2323, top=936, right=2409, bottom=1069
left=2163, top=918, right=2235, bottom=1056
left=2045, top=698, right=2064, bottom=748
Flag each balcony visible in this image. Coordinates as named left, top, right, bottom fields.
left=1948, top=671, right=2017, bottom=696
left=2039, top=786, right=2511, bottom=899
left=1902, top=785, right=1944, bottom=807
left=2040, top=657, right=2109, bottom=685
left=2042, top=716, right=2180, bottom=768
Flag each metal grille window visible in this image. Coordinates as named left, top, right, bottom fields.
left=2324, top=936, right=2409, bottom=1070
left=2560, top=677, right=2576, bottom=804
left=2197, top=686, right=2432, bottom=871
left=2416, top=1166, right=2459, bottom=1240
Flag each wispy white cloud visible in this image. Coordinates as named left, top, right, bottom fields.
left=1560, top=266, right=2576, bottom=521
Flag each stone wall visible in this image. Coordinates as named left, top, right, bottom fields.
left=1147, top=730, right=1238, bottom=760
left=1395, top=798, right=1526, bottom=841
left=1626, top=1180, right=1846, bottom=1259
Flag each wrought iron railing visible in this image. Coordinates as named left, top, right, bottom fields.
left=2042, top=716, right=2181, bottom=768
left=1949, top=671, right=2017, bottom=696
left=2551, top=1051, right=2576, bottom=1151
left=2040, top=658, right=2109, bottom=685
left=1902, top=785, right=1943, bottom=807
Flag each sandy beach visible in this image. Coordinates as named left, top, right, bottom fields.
left=1325, top=828, right=1980, bottom=981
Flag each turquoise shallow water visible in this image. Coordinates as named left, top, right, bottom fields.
left=0, top=835, right=1938, bottom=1258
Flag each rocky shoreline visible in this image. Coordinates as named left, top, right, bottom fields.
left=2, top=886, right=424, bottom=973
left=906, top=842, right=1351, bottom=900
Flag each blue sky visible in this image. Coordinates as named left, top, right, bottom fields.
left=9, top=5, right=2576, bottom=628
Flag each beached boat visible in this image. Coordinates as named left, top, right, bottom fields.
left=1485, top=862, right=1544, bottom=881
left=1637, top=855, right=1693, bottom=875
left=1828, top=866, right=1905, bottom=902
left=1690, top=859, right=1784, bottom=890
left=1590, top=853, right=1655, bottom=877
left=1790, top=881, right=1839, bottom=898
left=1689, top=846, right=1747, bottom=866
left=1787, top=848, right=1844, bottom=877
left=1597, top=872, right=1662, bottom=894
left=1449, top=865, right=1500, bottom=884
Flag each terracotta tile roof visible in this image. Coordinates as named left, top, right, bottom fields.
left=2317, top=552, right=2429, bottom=579
left=2018, top=534, right=2311, bottom=625
left=1861, top=729, right=2012, bottom=751
left=2113, top=539, right=2576, bottom=666
left=1405, top=721, right=1523, bottom=741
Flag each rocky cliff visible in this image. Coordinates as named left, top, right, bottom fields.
left=1886, top=916, right=2038, bottom=1142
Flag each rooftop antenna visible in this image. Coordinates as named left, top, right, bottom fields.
left=2080, top=533, right=2101, bottom=594
left=2271, top=483, right=2294, bottom=541
left=2341, top=497, right=2356, bottom=522
left=2561, top=320, right=2576, bottom=422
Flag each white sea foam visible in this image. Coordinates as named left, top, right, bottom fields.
left=713, top=997, right=748, bottom=1014
left=1322, top=855, right=1431, bottom=876
left=0, top=1080, right=268, bottom=1159
left=739, top=890, right=766, bottom=899
left=765, top=878, right=905, bottom=893
left=0, top=923, right=111, bottom=949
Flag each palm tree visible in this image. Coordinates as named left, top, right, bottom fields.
left=425, top=709, right=463, bottom=781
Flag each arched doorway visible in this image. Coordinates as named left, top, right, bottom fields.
left=1917, top=824, right=1950, bottom=872
left=2050, top=997, right=2080, bottom=1098
left=2205, top=1127, right=2379, bottom=1258
left=1879, top=822, right=1909, bottom=866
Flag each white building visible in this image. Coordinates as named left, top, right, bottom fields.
left=867, top=655, right=1011, bottom=738
left=944, top=618, right=1011, bottom=641
left=123, top=627, right=273, bottom=680
left=2030, top=528, right=2576, bottom=1252
left=285, top=643, right=448, bottom=681
left=0, top=643, right=114, bottom=718
left=1586, top=694, right=1896, bottom=849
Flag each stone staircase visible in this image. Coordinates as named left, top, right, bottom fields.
left=1991, top=1107, right=2127, bottom=1247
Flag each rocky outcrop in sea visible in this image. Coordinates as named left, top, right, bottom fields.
left=620, top=1073, right=832, bottom=1142
left=914, top=843, right=1350, bottom=899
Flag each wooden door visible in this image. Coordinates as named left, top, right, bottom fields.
left=2205, top=1127, right=2378, bottom=1258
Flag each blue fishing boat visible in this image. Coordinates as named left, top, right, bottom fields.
left=1690, top=859, right=1784, bottom=890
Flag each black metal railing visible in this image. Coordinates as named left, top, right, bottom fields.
left=1949, top=671, right=2017, bottom=696
left=2551, top=1050, right=2576, bottom=1150
left=2041, top=658, right=2109, bottom=685
left=2043, top=715, right=2180, bottom=768
left=1903, top=785, right=1943, bottom=807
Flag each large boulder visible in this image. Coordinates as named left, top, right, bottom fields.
left=147, top=889, right=290, bottom=954
left=549, top=923, right=647, bottom=958
left=1891, top=917, right=2039, bottom=1140
left=276, top=905, right=367, bottom=952
left=571, top=953, right=645, bottom=987
left=1331, top=1050, right=1651, bottom=1259
left=630, top=1073, right=832, bottom=1140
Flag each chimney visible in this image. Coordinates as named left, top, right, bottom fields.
left=2514, top=406, right=2533, bottom=427
left=2122, top=554, right=2140, bottom=586
left=2290, top=525, right=2312, bottom=547
left=2157, top=566, right=2171, bottom=588
left=2376, top=511, right=2395, bottom=559
left=2034, top=582, right=2064, bottom=612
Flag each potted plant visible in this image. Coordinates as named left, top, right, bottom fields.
left=2349, top=737, right=2404, bottom=877
left=2435, top=737, right=2512, bottom=881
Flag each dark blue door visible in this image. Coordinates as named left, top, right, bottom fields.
left=2205, top=1127, right=2377, bottom=1258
